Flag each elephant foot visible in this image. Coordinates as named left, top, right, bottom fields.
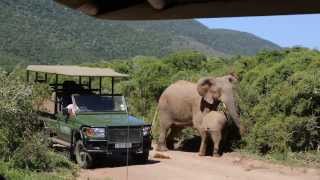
left=198, top=152, right=206, bottom=156
left=156, top=144, right=169, bottom=152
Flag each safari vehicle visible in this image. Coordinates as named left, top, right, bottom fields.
left=26, top=65, right=152, bottom=168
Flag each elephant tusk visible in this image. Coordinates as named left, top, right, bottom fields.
left=222, top=102, right=227, bottom=112
left=220, top=102, right=231, bottom=123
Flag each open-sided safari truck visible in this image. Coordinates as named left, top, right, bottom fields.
left=26, top=65, right=152, bottom=168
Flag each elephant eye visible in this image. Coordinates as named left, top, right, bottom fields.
left=210, top=88, right=221, bottom=97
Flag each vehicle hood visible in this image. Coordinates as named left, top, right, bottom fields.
left=75, top=113, right=145, bottom=127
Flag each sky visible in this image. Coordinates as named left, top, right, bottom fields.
left=197, top=14, right=320, bottom=49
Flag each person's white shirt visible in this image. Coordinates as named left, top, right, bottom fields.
left=66, top=104, right=79, bottom=117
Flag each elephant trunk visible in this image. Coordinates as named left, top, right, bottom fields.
left=221, top=95, right=240, bottom=129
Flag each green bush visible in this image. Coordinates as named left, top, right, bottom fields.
left=0, top=128, right=10, bottom=160
left=0, top=71, right=77, bottom=178
left=0, top=71, right=38, bottom=161
left=238, top=49, right=320, bottom=155
left=11, top=133, right=74, bottom=172
left=0, top=160, right=76, bottom=180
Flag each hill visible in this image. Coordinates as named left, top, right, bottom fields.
left=123, top=20, right=280, bottom=55
left=0, top=0, right=280, bottom=70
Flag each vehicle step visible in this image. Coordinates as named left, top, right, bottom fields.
left=50, top=137, right=71, bottom=148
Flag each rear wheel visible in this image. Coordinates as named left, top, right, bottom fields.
left=74, top=140, right=93, bottom=169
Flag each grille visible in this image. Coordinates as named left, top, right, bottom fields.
left=108, top=127, right=142, bottom=143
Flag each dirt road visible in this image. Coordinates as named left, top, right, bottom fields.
left=79, top=150, right=320, bottom=180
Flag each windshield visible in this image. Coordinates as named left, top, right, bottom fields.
left=73, top=95, right=127, bottom=112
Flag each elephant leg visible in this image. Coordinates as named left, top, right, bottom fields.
left=198, top=130, right=207, bottom=156
left=156, top=112, right=172, bottom=152
left=210, top=130, right=222, bottom=157
left=167, top=126, right=183, bottom=150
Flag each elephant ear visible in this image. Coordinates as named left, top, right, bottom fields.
left=197, top=77, right=214, bottom=96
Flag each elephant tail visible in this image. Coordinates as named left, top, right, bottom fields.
left=151, top=106, right=159, bottom=127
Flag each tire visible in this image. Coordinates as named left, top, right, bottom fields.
left=69, top=147, right=76, bottom=161
left=74, top=140, right=93, bottom=169
left=134, top=150, right=149, bottom=164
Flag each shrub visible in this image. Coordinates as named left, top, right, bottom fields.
left=0, top=71, right=77, bottom=178
left=238, top=49, right=320, bottom=155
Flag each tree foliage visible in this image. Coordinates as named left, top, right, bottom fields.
left=236, top=48, right=320, bottom=155
left=0, top=70, right=76, bottom=176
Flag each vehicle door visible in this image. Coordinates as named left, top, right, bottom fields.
left=57, top=95, right=75, bottom=142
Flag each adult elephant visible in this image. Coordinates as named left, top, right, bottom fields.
left=156, top=74, right=240, bottom=154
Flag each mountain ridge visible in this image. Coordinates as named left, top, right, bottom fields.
left=0, top=0, right=281, bottom=69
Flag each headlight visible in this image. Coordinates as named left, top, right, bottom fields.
left=142, top=126, right=151, bottom=136
left=83, top=127, right=105, bottom=138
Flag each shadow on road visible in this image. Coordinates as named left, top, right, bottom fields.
left=176, top=135, right=214, bottom=156
left=174, top=123, right=241, bottom=156
left=92, top=155, right=160, bottom=169
left=51, top=145, right=160, bottom=169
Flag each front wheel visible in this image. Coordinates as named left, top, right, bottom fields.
left=133, top=150, right=149, bottom=164
left=74, top=140, right=93, bottom=169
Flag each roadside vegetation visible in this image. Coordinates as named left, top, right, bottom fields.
left=0, top=70, right=78, bottom=179
left=0, top=48, right=319, bottom=179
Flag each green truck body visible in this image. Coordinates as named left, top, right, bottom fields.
left=27, top=65, right=152, bottom=168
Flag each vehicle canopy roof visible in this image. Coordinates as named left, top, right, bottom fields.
left=27, top=65, right=128, bottom=78
left=56, top=0, right=320, bottom=20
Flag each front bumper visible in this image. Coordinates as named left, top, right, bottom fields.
left=83, top=136, right=152, bottom=155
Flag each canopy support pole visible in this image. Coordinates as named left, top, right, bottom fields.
left=55, top=74, right=58, bottom=90
left=26, top=70, right=30, bottom=83
left=54, top=74, right=58, bottom=114
left=99, top=77, right=102, bottom=95
left=35, top=72, right=38, bottom=82
left=89, top=77, right=92, bottom=90
left=111, top=77, right=114, bottom=96
left=79, top=76, right=82, bottom=85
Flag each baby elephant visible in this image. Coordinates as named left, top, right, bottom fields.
left=199, top=111, right=227, bottom=157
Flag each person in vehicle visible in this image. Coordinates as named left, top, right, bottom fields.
left=61, top=81, right=81, bottom=117
left=66, top=103, right=79, bottom=117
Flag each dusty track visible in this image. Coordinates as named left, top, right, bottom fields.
left=79, top=150, right=320, bottom=180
